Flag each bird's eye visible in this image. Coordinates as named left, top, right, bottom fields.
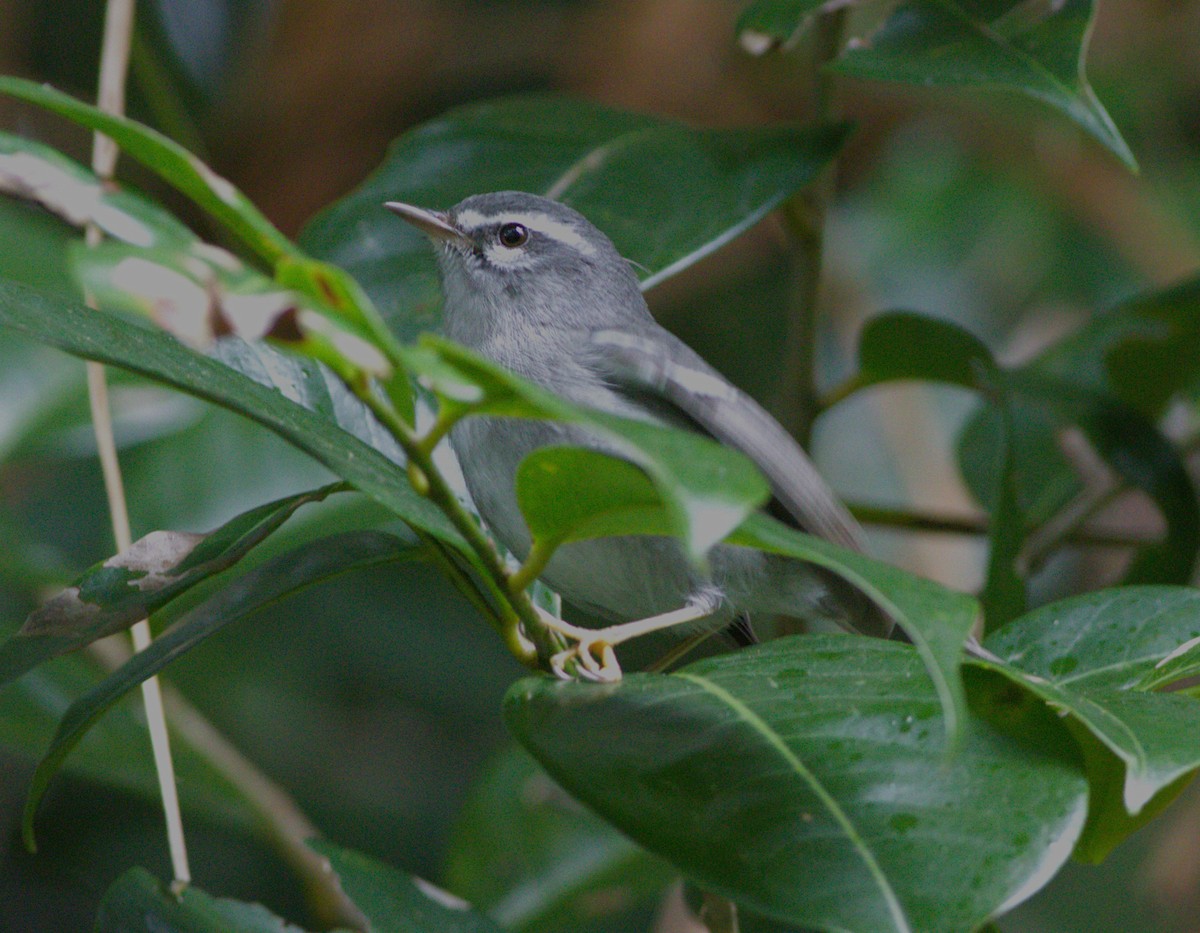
left=497, top=222, right=529, bottom=248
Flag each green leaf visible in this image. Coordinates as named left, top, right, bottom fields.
left=1033, top=274, right=1200, bottom=419
left=0, top=279, right=458, bottom=544
left=858, top=311, right=998, bottom=389
left=979, top=401, right=1029, bottom=631
left=735, top=0, right=828, bottom=51
left=517, top=447, right=671, bottom=546
left=984, top=587, right=1200, bottom=854
left=21, top=531, right=422, bottom=849
left=0, top=652, right=253, bottom=833
left=312, top=839, right=506, bottom=933
left=0, top=484, right=343, bottom=688
left=830, top=0, right=1135, bottom=170
left=506, top=636, right=1088, bottom=932
left=1002, top=370, right=1200, bottom=587
left=732, top=513, right=978, bottom=748
left=986, top=586, right=1200, bottom=690
left=444, top=744, right=673, bottom=932
left=95, top=866, right=316, bottom=932
left=300, top=96, right=851, bottom=334
left=0, top=76, right=294, bottom=263
left=405, top=336, right=771, bottom=560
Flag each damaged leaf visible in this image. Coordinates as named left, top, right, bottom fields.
left=0, top=483, right=346, bottom=688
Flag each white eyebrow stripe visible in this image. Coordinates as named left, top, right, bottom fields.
left=454, top=208, right=597, bottom=256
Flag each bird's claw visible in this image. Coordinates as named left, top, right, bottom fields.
left=550, top=636, right=621, bottom=682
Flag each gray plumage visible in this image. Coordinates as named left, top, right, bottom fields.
left=387, top=191, right=890, bottom=639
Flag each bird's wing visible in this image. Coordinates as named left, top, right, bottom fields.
left=585, top=327, right=866, bottom=553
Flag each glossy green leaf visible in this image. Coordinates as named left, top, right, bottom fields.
left=984, top=587, right=1200, bottom=853
left=506, top=636, right=1088, bottom=932
left=405, top=336, right=771, bottom=560
left=0, top=279, right=458, bottom=544
left=986, top=586, right=1200, bottom=690
left=1138, top=636, right=1200, bottom=692
left=858, top=311, right=998, bottom=389
left=0, top=484, right=343, bottom=688
left=21, top=531, right=422, bottom=848
left=444, top=744, right=673, bottom=932
left=300, top=96, right=850, bottom=334
left=732, top=513, right=978, bottom=747
left=831, top=0, right=1135, bottom=169
left=312, top=839, right=505, bottom=933
left=1063, top=721, right=1196, bottom=864
left=95, top=866, right=317, bottom=932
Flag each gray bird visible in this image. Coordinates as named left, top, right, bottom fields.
left=387, top=191, right=889, bottom=678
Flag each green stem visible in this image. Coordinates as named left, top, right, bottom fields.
left=776, top=8, right=848, bottom=447
left=509, top=537, right=559, bottom=596
left=355, top=389, right=559, bottom=666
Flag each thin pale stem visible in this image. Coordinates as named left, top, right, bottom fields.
left=88, top=0, right=190, bottom=887
left=86, top=638, right=366, bottom=930
left=853, top=502, right=1155, bottom=550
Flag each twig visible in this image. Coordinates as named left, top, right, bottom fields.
left=86, top=638, right=367, bottom=930
left=852, top=502, right=1156, bottom=551
left=87, top=0, right=190, bottom=888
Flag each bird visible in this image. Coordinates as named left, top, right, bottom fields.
left=386, top=191, right=889, bottom=679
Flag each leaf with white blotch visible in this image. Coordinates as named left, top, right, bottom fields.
left=831, top=0, right=1135, bottom=169
left=507, top=635, right=1088, bottom=932
left=0, top=131, right=195, bottom=249
left=300, top=96, right=850, bottom=336
left=983, top=587, right=1200, bottom=858
left=0, top=76, right=293, bottom=263
left=0, top=77, right=406, bottom=390
left=71, top=240, right=391, bottom=379
left=0, top=484, right=344, bottom=687
left=312, top=839, right=506, bottom=933
left=21, top=531, right=424, bottom=850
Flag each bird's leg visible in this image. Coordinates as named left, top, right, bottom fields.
left=537, top=590, right=722, bottom=683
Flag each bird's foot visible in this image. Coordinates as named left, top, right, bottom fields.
left=535, top=594, right=722, bottom=683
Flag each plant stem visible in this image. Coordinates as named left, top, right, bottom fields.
left=776, top=8, right=848, bottom=447
left=356, top=390, right=559, bottom=666
left=88, top=0, right=190, bottom=889
left=852, top=502, right=1156, bottom=550
left=86, top=638, right=367, bottom=930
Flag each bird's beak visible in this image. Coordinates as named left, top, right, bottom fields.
left=384, top=201, right=468, bottom=244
